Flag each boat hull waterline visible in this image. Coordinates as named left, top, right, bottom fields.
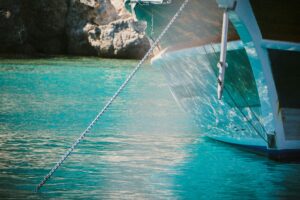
left=125, top=0, right=300, bottom=160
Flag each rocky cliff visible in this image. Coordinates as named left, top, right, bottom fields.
left=0, top=0, right=150, bottom=59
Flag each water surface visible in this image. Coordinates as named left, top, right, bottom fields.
left=0, top=58, right=299, bottom=199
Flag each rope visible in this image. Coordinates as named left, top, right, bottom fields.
left=35, top=0, right=190, bottom=192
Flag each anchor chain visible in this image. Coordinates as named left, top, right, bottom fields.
left=36, top=0, right=190, bottom=192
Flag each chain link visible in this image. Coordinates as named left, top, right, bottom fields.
left=36, top=0, right=190, bottom=192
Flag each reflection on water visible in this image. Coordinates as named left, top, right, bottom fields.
left=0, top=58, right=299, bottom=199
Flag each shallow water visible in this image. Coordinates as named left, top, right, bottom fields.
left=0, top=58, right=299, bottom=199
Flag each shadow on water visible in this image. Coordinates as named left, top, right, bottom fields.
left=172, top=137, right=300, bottom=199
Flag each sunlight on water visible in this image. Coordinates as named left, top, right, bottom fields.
left=0, top=58, right=299, bottom=199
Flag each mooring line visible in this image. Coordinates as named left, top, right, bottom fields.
left=36, top=0, right=190, bottom=192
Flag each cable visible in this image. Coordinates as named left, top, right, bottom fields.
left=35, top=0, right=190, bottom=192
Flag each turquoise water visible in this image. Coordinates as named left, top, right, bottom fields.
left=0, top=58, right=299, bottom=199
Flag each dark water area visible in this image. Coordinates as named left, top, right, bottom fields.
left=0, top=58, right=299, bottom=199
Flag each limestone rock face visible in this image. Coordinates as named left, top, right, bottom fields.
left=0, top=0, right=27, bottom=54
left=110, top=0, right=131, bottom=18
left=66, top=0, right=119, bottom=55
left=0, top=0, right=150, bottom=59
left=22, top=0, right=69, bottom=54
left=0, top=0, right=68, bottom=55
left=67, top=0, right=149, bottom=58
left=85, top=19, right=149, bottom=58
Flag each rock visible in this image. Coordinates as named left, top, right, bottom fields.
left=22, top=0, right=69, bottom=54
left=0, top=0, right=27, bottom=54
left=0, top=0, right=150, bottom=59
left=67, top=0, right=150, bottom=59
left=0, top=0, right=68, bottom=55
left=86, top=18, right=150, bottom=58
left=66, top=0, right=120, bottom=55
left=111, top=0, right=131, bottom=18
left=67, top=1, right=95, bottom=55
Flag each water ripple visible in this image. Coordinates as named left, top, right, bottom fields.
left=0, top=58, right=299, bottom=199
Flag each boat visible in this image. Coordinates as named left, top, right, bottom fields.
left=124, top=0, right=300, bottom=160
